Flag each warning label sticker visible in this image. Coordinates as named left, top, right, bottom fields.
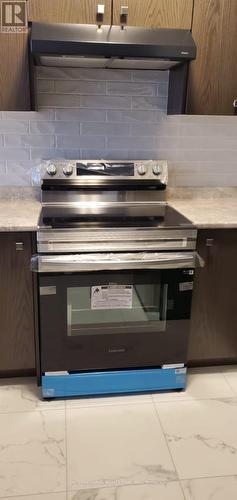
left=91, top=285, right=133, bottom=309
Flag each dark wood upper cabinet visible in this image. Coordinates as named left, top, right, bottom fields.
left=0, top=31, right=30, bottom=111
left=113, top=0, right=194, bottom=29
left=0, top=233, right=35, bottom=374
left=188, top=230, right=237, bottom=365
left=0, top=0, right=112, bottom=111
left=187, top=0, right=237, bottom=115
left=28, top=0, right=112, bottom=24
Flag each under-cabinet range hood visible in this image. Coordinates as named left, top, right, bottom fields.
left=30, top=22, right=196, bottom=70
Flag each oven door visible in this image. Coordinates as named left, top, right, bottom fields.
left=33, top=252, right=198, bottom=373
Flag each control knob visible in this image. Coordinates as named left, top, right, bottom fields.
left=47, top=163, right=57, bottom=176
left=152, top=164, right=161, bottom=176
left=137, top=164, right=147, bottom=176
left=63, top=164, right=73, bottom=176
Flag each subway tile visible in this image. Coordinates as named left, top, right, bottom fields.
left=2, top=110, right=55, bottom=120
left=125, top=150, right=160, bottom=160
left=81, top=123, right=130, bottom=136
left=0, top=148, right=30, bottom=160
left=5, top=161, right=35, bottom=186
left=80, top=149, right=129, bottom=160
left=29, top=148, right=58, bottom=160
left=80, top=95, right=131, bottom=109
left=132, top=70, right=169, bottom=82
left=37, top=94, right=81, bottom=108
left=55, top=109, right=106, bottom=121
left=179, top=123, right=237, bottom=138
left=80, top=149, right=162, bottom=161
left=54, top=80, right=106, bottom=95
left=107, top=110, right=166, bottom=122
left=5, top=135, right=55, bottom=148
left=36, top=79, right=55, bottom=93
left=30, top=121, right=80, bottom=135
left=57, top=136, right=105, bottom=148
left=0, top=120, right=29, bottom=134
left=156, top=148, right=237, bottom=162
left=36, top=67, right=133, bottom=81
left=30, top=148, right=81, bottom=160
left=130, top=122, right=179, bottom=137
left=0, top=161, right=6, bottom=173
left=57, top=149, right=81, bottom=160
left=157, top=82, right=169, bottom=97
left=132, top=96, right=167, bottom=110
left=107, top=136, right=159, bottom=150
left=107, top=82, right=157, bottom=96
left=175, top=173, right=237, bottom=187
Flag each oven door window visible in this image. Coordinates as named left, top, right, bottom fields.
left=67, top=271, right=168, bottom=336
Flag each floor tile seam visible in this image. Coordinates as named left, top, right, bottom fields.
left=221, top=372, right=237, bottom=397
left=151, top=395, right=236, bottom=404
left=65, top=403, right=69, bottom=495
left=65, top=400, right=155, bottom=410
left=152, top=399, right=180, bottom=483
left=179, top=479, right=187, bottom=500
left=66, top=477, right=181, bottom=493
left=0, top=407, right=66, bottom=415
left=1, top=491, right=67, bottom=499
left=180, top=473, right=237, bottom=481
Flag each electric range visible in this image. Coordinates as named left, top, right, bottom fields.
left=32, top=160, right=202, bottom=398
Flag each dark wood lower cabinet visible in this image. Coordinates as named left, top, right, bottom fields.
left=0, top=232, right=35, bottom=375
left=188, top=229, right=237, bottom=365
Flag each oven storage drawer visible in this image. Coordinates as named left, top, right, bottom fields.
left=32, top=251, right=203, bottom=273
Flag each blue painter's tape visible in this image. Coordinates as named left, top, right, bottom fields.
left=42, top=367, right=187, bottom=399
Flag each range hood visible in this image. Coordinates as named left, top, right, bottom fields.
left=30, top=22, right=196, bottom=70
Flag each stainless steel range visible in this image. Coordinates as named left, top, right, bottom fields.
left=32, top=159, right=201, bottom=399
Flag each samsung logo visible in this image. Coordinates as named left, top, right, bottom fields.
left=108, top=348, right=126, bottom=354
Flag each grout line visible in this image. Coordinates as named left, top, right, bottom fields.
left=221, top=372, right=237, bottom=397
left=179, top=479, right=187, bottom=500
left=180, top=472, right=237, bottom=481
left=152, top=400, right=180, bottom=484
left=65, top=401, right=69, bottom=497
left=2, top=491, right=67, bottom=499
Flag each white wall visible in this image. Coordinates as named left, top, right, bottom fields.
left=0, top=67, right=236, bottom=186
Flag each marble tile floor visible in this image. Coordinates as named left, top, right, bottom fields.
left=0, top=366, right=237, bottom=499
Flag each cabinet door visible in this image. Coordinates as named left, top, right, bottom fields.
left=0, top=32, right=30, bottom=111
left=0, top=233, right=35, bottom=373
left=187, top=0, right=237, bottom=115
left=113, top=0, right=193, bottom=29
left=188, top=230, right=237, bottom=364
left=28, top=0, right=112, bottom=24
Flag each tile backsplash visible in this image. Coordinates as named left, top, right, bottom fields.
left=0, top=67, right=237, bottom=187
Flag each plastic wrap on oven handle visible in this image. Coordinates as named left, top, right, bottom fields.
left=30, top=251, right=204, bottom=273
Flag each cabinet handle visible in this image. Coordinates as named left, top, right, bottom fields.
left=120, top=5, right=128, bottom=29
left=206, top=238, right=214, bottom=247
left=96, top=4, right=105, bottom=30
left=16, top=242, right=24, bottom=251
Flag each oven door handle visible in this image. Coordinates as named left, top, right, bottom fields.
left=31, top=251, right=204, bottom=273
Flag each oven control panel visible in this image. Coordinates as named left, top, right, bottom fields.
left=42, top=160, right=168, bottom=181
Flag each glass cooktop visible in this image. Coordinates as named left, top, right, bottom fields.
left=39, top=205, right=194, bottom=230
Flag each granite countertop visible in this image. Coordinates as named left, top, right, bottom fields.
left=168, top=188, right=237, bottom=229
left=0, top=187, right=237, bottom=231
left=0, top=188, right=41, bottom=232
